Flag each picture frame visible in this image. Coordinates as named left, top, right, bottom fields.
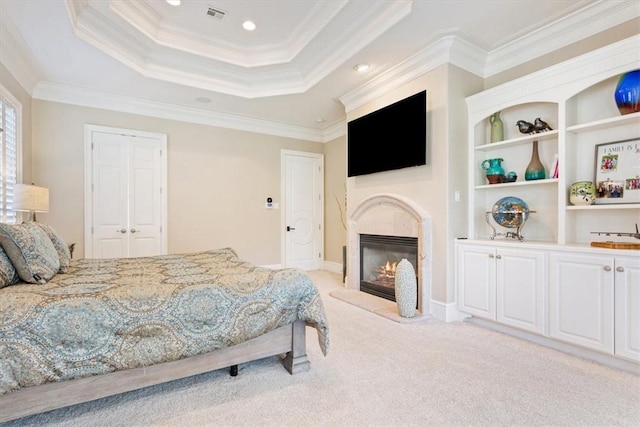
left=594, top=138, right=640, bottom=205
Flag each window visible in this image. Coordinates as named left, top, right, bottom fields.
left=0, top=86, right=21, bottom=224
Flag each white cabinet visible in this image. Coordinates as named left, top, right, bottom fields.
left=549, top=252, right=640, bottom=362
left=614, top=256, right=640, bottom=362
left=457, top=242, right=545, bottom=334
left=548, top=252, right=614, bottom=354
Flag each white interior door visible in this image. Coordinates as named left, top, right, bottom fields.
left=128, top=140, right=163, bottom=257
left=85, top=125, right=167, bottom=259
left=281, top=150, right=323, bottom=270
left=90, top=131, right=129, bottom=258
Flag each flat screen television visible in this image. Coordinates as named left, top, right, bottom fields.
left=347, top=90, right=426, bottom=177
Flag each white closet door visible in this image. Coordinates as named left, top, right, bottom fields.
left=85, top=125, right=167, bottom=259
left=129, top=139, right=163, bottom=257
left=91, top=131, right=130, bottom=258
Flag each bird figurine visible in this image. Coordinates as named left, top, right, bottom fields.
left=516, top=120, right=535, bottom=135
left=534, top=117, right=553, bottom=133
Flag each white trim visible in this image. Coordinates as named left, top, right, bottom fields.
left=322, top=260, right=342, bottom=275
left=429, top=300, right=468, bottom=323
left=0, top=84, right=23, bottom=223
left=84, top=124, right=168, bottom=258
left=32, top=81, right=339, bottom=143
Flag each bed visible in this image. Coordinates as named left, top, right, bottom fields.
left=0, top=223, right=329, bottom=422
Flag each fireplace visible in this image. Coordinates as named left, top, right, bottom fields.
left=347, top=193, right=431, bottom=315
left=360, top=234, right=418, bottom=302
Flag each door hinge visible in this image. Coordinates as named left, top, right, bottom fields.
left=91, top=226, right=94, bottom=235
left=160, top=187, right=163, bottom=194
left=91, top=142, right=94, bottom=150
left=318, top=252, right=321, bottom=258
left=160, top=226, right=162, bottom=233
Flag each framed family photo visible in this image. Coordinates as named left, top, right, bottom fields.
left=594, top=138, right=640, bottom=205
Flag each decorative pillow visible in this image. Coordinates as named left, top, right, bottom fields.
left=33, top=223, right=72, bottom=273
left=0, top=245, right=20, bottom=289
left=0, top=223, right=60, bottom=284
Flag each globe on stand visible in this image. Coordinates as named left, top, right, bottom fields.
left=486, top=196, right=534, bottom=241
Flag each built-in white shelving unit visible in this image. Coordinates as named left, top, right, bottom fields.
left=465, top=35, right=640, bottom=246
left=456, top=35, right=640, bottom=371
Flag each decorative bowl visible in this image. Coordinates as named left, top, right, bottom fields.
left=569, top=181, right=596, bottom=205
left=491, top=196, right=530, bottom=229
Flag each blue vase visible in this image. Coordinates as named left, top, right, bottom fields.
left=614, top=70, right=640, bottom=115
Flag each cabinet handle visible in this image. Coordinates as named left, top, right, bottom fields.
left=130, top=228, right=138, bottom=234
left=118, top=229, right=127, bottom=234
left=616, top=266, right=624, bottom=273
left=603, top=265, right=611, bottom=272
left=488, top=254, right=494, bottom=258
left=496, top=254, right=502, bottom=259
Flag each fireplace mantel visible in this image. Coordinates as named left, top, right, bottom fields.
left=347, top=193, right=432, bottom=315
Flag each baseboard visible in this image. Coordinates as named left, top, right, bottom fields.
left=429, top=300, right=467, bottom=323
left=465, top=316, right=640, bottom=375
left=323, top=260, right=342, bottom=275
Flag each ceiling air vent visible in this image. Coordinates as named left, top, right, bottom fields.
left=206, top=6, right=227, bottom=20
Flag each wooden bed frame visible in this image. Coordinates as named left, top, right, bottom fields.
left=0, top=321, right=309, bottom=422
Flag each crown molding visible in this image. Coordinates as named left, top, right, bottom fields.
left=108, top=0, right=349, bottom=68
left=32, top=81, right=328, bottom=142
left=63, top=0, right=411, bottom=99
left=484, top=0, right=640, bottom=77
left=339, top=35, right=486, bottom=113
left=466, top=34, right=640, bottom=119
left=339, top=0, right=636, bottom=113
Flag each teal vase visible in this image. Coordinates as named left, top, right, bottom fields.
left=525, top=140, right=545, bottom=180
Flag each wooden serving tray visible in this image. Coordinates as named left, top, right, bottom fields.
left=590, top=241, right=640, bottom=250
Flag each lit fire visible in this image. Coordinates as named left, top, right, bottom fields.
left=375, top=260, right=398, bottom=287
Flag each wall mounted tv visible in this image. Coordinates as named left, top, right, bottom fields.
left=347, top=90, right=426, bottom=177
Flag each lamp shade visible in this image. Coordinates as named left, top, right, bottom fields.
left=13, top=184, right=49, bottom=212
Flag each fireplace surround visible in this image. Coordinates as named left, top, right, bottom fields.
left=347, top=194, right=431, bottom=315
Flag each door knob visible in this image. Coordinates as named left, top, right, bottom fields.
left=488, top=254, right=494, bottom=258
left=603, top=265, right=611, bottom=272
left=616, top=266, right=624, bottom=272
left=130, top=228, right=138, bottom=233
left=118, top=229, right=127, bottom=233
left=286, top=226, right=295, bottom=232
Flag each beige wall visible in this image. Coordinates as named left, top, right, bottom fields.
left=346, top=64, right=483, bottom=304
left=0, top=63, right=32, bottom=184
left=323, top=135, right=347, bottom=264
left=31, top=100, right=323, bottom=265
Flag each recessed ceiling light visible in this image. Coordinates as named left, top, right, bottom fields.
left=354, top=63, right=370, bottom=73
left=242, top=20, right=256, bottom=31
left=166, top=0, right=181, bottom=6
left=316, top=118, right=325, bottom=123
left=195, top=97, right=212, bottom=104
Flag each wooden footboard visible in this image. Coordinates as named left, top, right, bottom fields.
left=0, top=321, right=309, bottom=422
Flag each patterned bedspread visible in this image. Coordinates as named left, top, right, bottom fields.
left=0, top=248, right=329, bottom=395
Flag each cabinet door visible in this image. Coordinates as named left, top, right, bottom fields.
left=457, top=245, right=495, bottom=319
left=615, top=256, right=640, bottom=362
left=496, top=249, right=545, bottom=334
left=549, top=253, right=614, bottom=354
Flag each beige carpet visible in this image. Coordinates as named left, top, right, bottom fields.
left=5, top=270, right=640, bottom=426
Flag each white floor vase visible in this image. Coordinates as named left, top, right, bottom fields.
left=394, top=258, right=417, bottom=318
